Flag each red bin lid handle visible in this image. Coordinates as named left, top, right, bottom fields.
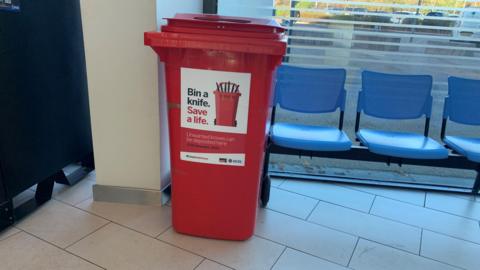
left=194, top=16, right=251, bottom=24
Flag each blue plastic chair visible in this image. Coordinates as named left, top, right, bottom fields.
left=442, top=76, right=480, bottom=163
left=271, top=65, right=352, bottom=152
left=355, top=71, right=448, bottom=159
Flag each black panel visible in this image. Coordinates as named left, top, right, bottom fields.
left=0, top=0, right=93, bottom=197
left=0, top=170, right=5, bottom=203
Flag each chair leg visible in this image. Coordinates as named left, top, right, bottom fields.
left=262, top=141, right=272, bottom=179
left=473, top=167, right=480, bottom=194
left=260, top=140, right=272, bottom=207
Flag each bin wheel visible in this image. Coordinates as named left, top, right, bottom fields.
left=260, top=175, right=271, bottom=208
left=214, top=119, right=217, bottom=125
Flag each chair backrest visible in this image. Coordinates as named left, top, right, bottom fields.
left=275, top=65, right=347, bottom=113
left=358, top=71, right=433, bottom=119
left=444, top=76, right=480, bottom=125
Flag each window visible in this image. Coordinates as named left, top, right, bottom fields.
left=218, top=0, right=480, bottom=190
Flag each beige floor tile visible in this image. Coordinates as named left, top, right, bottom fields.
left=371, top=196, right=480, bottom=244
left=426, top=192, right=480, bottom=220
left=255, top=209, right=357, bottom=266
left=267, top=187, right=318, bottom=219
left=159, top=228, right=284, bottom=270
left=272, top=248, right=349, bottom=270
left=271, top=178, right=284, bottom=187
left=308, top=201, right=421, bottom=253
left=77, top=198, right=171, bottom=237
left=0, top=227, right=20, bottom=241
left=67, top=223, right=201, bottom=270
left=195, top=260, right=232, bottom=270
left=350, top=239, right=459, bottom=270
left=0, top=232, right=102, bottom=270
left=54, top=180, right=95, bottom=206
left=346, top=184, right=425, bottom=206
left=458, top=194, right=480, bottom=203
left=422, top=230, right=480, bottom=270
left=280, top=180, right=375, bottom=212
left=453, top=193, right=479, bottom=202
left=16, top=200, right=108, bottom=248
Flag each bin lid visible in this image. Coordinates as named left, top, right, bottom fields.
left=145, top=13, right=286, bottom=56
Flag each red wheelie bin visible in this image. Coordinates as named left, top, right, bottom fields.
left=145, top=13, right=286, bottom=240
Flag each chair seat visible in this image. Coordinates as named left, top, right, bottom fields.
left=444, top=136, right=480, bottom=163
left=271, top=123, right=352, bottom=151
left=357, top=129, right=448, bottom=159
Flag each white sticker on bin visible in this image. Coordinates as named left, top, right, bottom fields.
left=179, top=68, right=252, bottom=166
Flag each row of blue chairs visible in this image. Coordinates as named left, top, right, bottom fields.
left=260, top=65, right=480, bottom=206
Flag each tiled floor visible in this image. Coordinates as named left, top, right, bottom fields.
left=1, top=171, right=480, bottom=270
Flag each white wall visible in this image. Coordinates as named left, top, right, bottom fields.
left=218, top=0, right=273, bottom=18
left=80, top=0, right=202, bottom=192
left=155, top=0, right=203, bottom=189
left=81, top=0, right=160, bottom=190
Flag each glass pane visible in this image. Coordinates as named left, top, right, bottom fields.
left=218, top=0, right=480, bottom=191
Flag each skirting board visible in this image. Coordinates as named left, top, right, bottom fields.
left=93, top=184, right=170, bottom=205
